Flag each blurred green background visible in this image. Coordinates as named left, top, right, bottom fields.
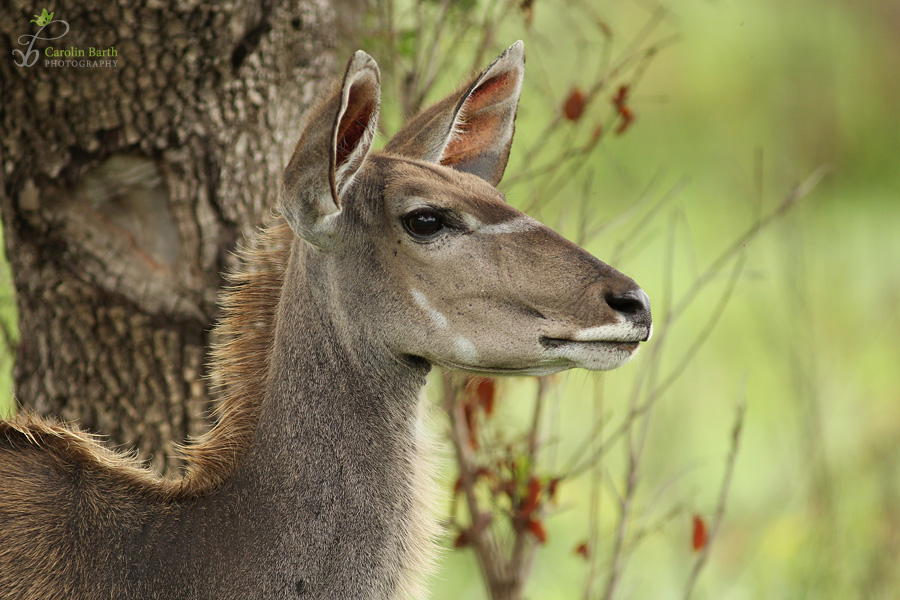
left=416, top=0, right=900, bottom=598
left=3, top=0, right=898, bottom=598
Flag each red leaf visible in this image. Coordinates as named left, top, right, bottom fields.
left=612, top=84, right=630, bottom=109
left=614, top=106, right=635, bottom=136
left=520, top=476, right=542, bottom=517
left=454, top=530, right=470, bottom=548
left=692, top=515, right=708, bottom=552
left=574, top=542, right=591, bottom=560
left=563, top=88, right=587, bottom=121
left=463, top=402, right=478, bottom=449
left=526, top=518, right=547, bottom=544
left=547, top=477, right=560, bottom=502
left=476, top=378, right=496, bottom=417
left=611, top=85, right=636, bottom=136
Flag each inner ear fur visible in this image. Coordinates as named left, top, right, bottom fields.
left=384, top=41, right=525, bottom=186
left=331, top=68, right=380, bottom=197
left=279, top=51, right=381, bottom=247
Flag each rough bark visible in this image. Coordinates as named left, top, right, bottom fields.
left=0, top=0, right=337, bottom=471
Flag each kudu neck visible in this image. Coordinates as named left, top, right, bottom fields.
left=212, top=239, right=433, bottom=598
left=266, top=238, right=427, bottom=412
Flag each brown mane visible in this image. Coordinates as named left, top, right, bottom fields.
left=1, top=217, right=295, bottom=501
left=176, top=217, right=294, bottom=496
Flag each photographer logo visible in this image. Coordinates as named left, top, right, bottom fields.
left=13, top=8, right=118, bottom=68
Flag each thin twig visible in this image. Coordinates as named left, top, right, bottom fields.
left=582, top=375, right=605, bottom=599
left=565, top=169, right=823, bottom=482
left=670, top=166, right=828, bottom=322
left=504, top=14, right=677, bottom=192
left=506, top=378, right=549, bottom=593
left=683, top=386, right=748, bottom=599
left=442, top=371, right=507, bottom=597
left=566, top=251, right=745, bottom=482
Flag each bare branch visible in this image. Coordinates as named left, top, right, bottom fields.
left=683, top=387, right=748, bottom=599
left=671, top=166, right=828, bottom=322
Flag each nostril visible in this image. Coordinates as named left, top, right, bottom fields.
left=607, top=293, right=642, bottom=315
left=606, top=288, right=651, bottom=325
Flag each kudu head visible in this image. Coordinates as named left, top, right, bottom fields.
left=278, top=42, right=651, bottom=376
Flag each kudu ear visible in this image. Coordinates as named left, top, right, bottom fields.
left=279, top=51, right=380, bottom=247
left=384, top=41, right=524, bottom=186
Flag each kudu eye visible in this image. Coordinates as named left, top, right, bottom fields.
left=402, top=209, right=445, bottom=238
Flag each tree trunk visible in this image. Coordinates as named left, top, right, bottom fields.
left=0, top=0, right=337, bottom=472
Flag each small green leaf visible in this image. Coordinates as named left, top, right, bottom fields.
left=30, top=8, right=53, bottom=26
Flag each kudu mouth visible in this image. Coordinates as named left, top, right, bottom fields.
left=534, top=335, right=646, bottom=373
left=539, top=325, right=649, bottom=349
left=535, top=285, right=652, bottom=371
left=539, top=335, right=649, bottom=351
left=429, top=293, right=653, bottom=376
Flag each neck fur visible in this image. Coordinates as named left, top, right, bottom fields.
left=180, top=218, right=440, bottom=599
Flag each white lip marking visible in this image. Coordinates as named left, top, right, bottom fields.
left=543, top=339, right=638, bottom=371
left=411, top=289, right=448, bottom=329
left=573, top=319, right=646, bottom=342
left=476, top=215, right=540, bottom=235
left=453, top=335, right=478, bottom=362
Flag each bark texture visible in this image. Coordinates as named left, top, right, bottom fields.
left=0, top=0, right=337, bottom=471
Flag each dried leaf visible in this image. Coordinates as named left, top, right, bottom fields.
left=476, top=378, right=496, bottom=416
left=574, top=542, right=591, bottom=560
left=526, top=518, right=547, bottom=544
left=463, top=402, right=478, bottom=449
left=611, top=85, right=636, bottom=136
left=563, top=88, right=587, bottom=121
left=692, top=514, right=708, bottom=552
left=615, top=107, right=635, bottom=136
left=612, top=84, right=630, bottom=109
left=547, top=477, right=560, bottom=502
left=454, top=530, right=470, bottom=548
left=520, top=476, right=542, bottom=516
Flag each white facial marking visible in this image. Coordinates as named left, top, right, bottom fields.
left=574, top=319, right=646, bottom=342
left=453, top=335, right=479, bottom=362
left=543, top=340, right=638, bottom=371
left=476, top=215, right=540, bottom=235
left=411, top=289, right=448, bottom=329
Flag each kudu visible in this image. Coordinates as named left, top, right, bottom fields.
left=0, top=42, right=651, bottom=599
